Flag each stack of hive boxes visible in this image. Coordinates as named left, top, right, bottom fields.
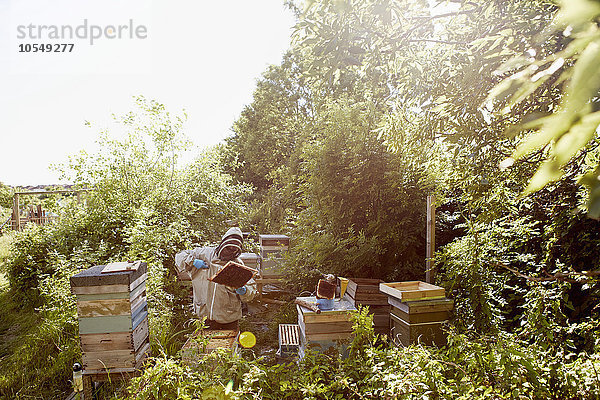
left=344, top=278, right=390, bottom=335
left=258, top=234, right=289, bottom=278
left=379, top=281, right=452, bottom=347
left=296, top=296, right=356, bottom=356
left=70, top=262, right=150, bottom=374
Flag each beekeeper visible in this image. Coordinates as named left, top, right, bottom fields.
left=175, top=227, right=257, bottom=330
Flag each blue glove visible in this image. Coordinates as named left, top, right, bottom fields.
left=235, top=286, right=247, bottom=295
left=193, top=259, right=208, bottom=269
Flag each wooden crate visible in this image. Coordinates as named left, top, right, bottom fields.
left=181, top=330, right=239, bottom=366
left=380, top=281, right=445, bottom=302
left=82, top=342, right=151, bottom=370
left=297, top=297, right=353, bottom=359
left=259, top=249, right=286, bottom=278
left=346, top=278, right=382, bottom=297
left=346, top=278, right=388, bottom=305
left=387, top=297, right=452, bottom=347
left=278, top=324, right=301, bottom=357
left=391, top=305, right=449, bottom=324
left=71, top=263, right=150, bottom=373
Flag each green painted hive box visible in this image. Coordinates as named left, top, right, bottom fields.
left=387, top=296, right=453, bottom=347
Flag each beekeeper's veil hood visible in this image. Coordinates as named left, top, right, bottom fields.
left=215, top=227, right=243, bottom=261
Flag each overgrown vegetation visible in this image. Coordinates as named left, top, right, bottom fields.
left=0, top=98, right=250, bottom=398
left=122, top=309, right=600, bottom=399
left=1, top=0, right=600, bottom=398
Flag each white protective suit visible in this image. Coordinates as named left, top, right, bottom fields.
left=175, top=227, right=257, bottom=324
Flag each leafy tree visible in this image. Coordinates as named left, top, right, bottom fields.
left=287, top=99, right=440, bottom=281
left=225, top=53, right=313, bottom=193
left=0, top=182, right=11, bottom=209
left=489, top=0, right=600, bottom=217
left=286, top=0, right=600, bottom=345
left=7, top=97, right=251, bottom=307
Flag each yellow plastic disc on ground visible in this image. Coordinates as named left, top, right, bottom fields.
left=239, top=331, right=256, bottom=348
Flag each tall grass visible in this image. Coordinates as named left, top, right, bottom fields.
left=0, top=231, right=15, bottom=277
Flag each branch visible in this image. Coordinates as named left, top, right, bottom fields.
left=494, top=262, right=600, bottom=284
left=408, top=39, right=468, bottom=45
left=411, top=8, right=479, bottom=21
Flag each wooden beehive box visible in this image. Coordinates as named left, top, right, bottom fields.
left=71, top=262, right=150, bottom=373
left=181, top=330, right=239, bottom=366
left=344, top=278, right=390, bottom=335
left=239, top=252, right=260, bottom=270
left=296, top=296, right=356, bottom=344
left=259, top=234, right=290, bottom=248
left=259, top=234, right=289, bottom=278
left=379, top=281, right=445, bottom=302
left=346, top=278, right=384, bottom=301
left=389, top=311, right=448, bottom=347
left=381, top=281, right=452, bottom=347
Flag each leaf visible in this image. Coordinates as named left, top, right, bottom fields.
left=554, top=111, right=600, bottom=165
left=523, top=160, right=563, bottom=195
left=564, top=41, right=600, bottom=115
left=513, top=114, right=571, bottom=159
left=486, top=77, right=521, bottom=105
left=556, top=0, right=600, bottom=27
left=530, top=58, right=564, bottom=82
left=504, top=113, right=553, bottom=138
left=580, top=169, right=600, bottom=218
left=495, top=56, right=531, bottom=74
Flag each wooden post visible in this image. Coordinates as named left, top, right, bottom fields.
left=12, top=194, right=20, bottom=231
left=77, top=191, right=81, bottom=204
left=425, top=195, right=436, bottom=284
left=82, top=375, right=93, bottom=400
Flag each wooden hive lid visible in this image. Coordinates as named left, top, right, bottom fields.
left=259, top=234, right=290, bottom=247
left=70, top=262, right=147, bottom=288
left=380, top=281, right=445, bottom=302
left=239, top=252, right=260, bottom=261
left=348, top=278, right=383, bottom=285
left=258, top=234, right=289, bottom=240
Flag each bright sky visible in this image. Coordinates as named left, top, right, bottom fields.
left=0, top=0, right=296, bottom=185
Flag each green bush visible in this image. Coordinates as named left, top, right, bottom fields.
left=0, top=261, right=79, bottom=399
